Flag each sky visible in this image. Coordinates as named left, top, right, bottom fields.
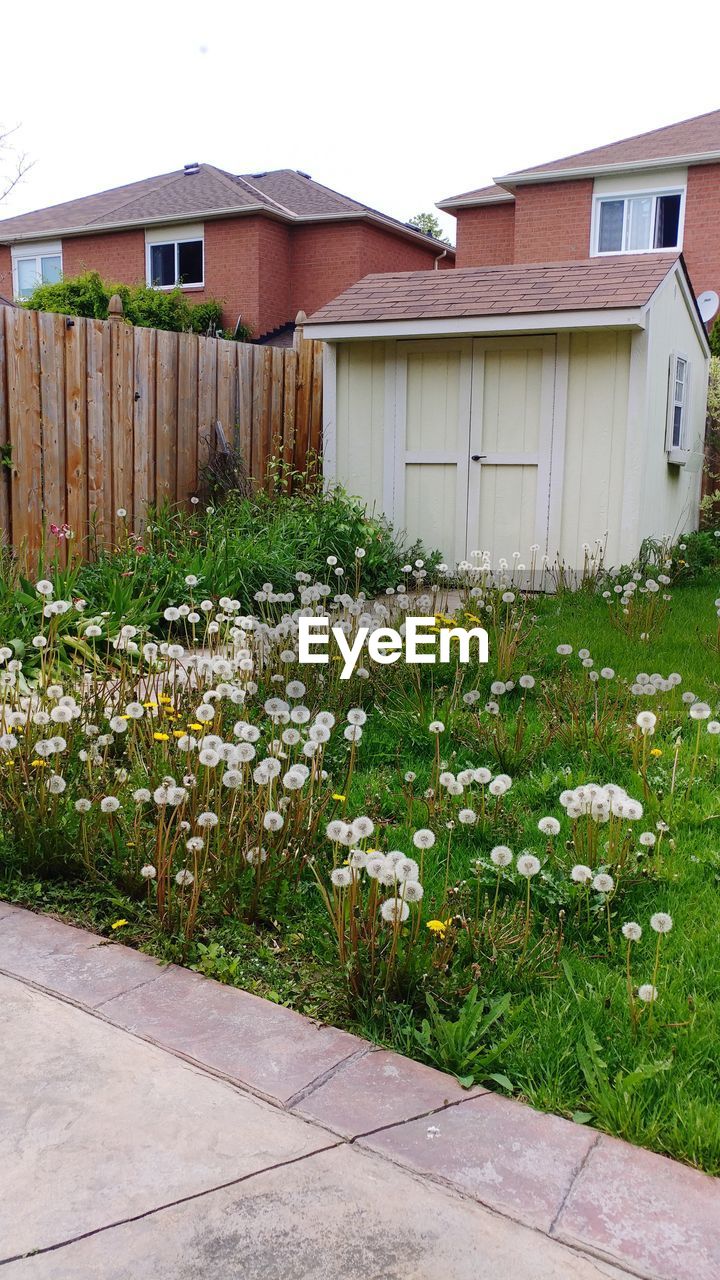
left=2, top=0, right=720, bottom=243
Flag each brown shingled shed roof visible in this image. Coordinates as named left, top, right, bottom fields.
left=307, top=256, right=679, bottom=325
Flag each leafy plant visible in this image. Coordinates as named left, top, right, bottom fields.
left=22, top=271, right=235, bottom=338
left=414, top=989, right=515, bottom=1087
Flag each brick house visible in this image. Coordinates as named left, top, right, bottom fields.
left=437, top=108, right=720, bottom=307
left=0, top=165, right=453, bottom=340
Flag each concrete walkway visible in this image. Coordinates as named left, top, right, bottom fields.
left=0, top=903, right=717, bottom=1279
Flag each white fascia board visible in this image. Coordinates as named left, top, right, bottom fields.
left=304, top=308, right=647, bottom=342
left=436, top=191, right=515, bottom=211
left=496, top=150, right=720, bottom=186
left=648, top=261, right=711, bottom=357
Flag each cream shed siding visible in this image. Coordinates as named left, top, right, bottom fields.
left=320, top=262, right=709, bottom=574
left=335, top=342, right=386, bottom=512
left=639, top=273, right=707, bottom=545
left=560, top=331, right=631, bottom=566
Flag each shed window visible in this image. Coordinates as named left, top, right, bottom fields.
left=666, top=352, right=690, bottom=464
left=595, top=192, right=683, bottom=255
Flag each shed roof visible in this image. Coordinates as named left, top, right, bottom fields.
left=307, top=256, right=679, bottom=325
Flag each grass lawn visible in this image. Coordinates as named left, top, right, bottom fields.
left=1, top=500, right=719, bottom=1173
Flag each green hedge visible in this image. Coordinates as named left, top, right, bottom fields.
left=22, top=271, right=247, bottom=339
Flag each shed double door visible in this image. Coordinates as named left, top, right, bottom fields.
left=395, top=336, right=556, bottom=567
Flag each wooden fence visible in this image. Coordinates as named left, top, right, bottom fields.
left=0, top=300, right=323, bottom=557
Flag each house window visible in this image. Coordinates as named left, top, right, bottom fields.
left=666, top=352, right=690, bottom=464
left=11, top=244, right=63, bottom=299
left=594, top=192, right=683, bottom=255
left=146, top=234, right=204, bottom=288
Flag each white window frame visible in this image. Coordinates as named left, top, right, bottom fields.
left=144, top=223, right=204, bottom=291
left=11, top=241, right=63, bottom=299
left=666, top=351, right=690, bottom=466
left=591, top=188, right=686, bottom=257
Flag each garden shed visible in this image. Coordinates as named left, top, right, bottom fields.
left=304, top=255, right=709, bottom=571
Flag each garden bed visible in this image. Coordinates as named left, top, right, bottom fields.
left=1, top=498, right=720, bottom=1174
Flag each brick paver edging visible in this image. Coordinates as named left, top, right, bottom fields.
left=1, top=900, right=718, bottom=1280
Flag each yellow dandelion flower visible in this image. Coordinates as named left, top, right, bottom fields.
left=650, top=748, right=663, bottom=757
left=426, top=919, right=447, bottom=934
left=110, top=919, right=128, bottom=930
left=153, top=732, right=170, bottom=742
left=173, top=730, right=185, bottom=738
left=332, top=793, right=346, bottom=801
left=31, top=759, right=48, bottom=768
left=187, top=722, right=203, bottom=731
left=143, top=701, right=158, bottom=709
left=160, top=694, right=173, bottom=703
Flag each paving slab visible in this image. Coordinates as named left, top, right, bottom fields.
left=99, top=962, right=367, bottom=1103
left=0, top=975, right=335, bottom=1262
left=0, top=1144, right=629, bottom=1280
left=0, top=908, right=163, bottom=1006
left=553, top=1133, right=720, bottom=1280
left=360, top=1091, right=597, bottom=1233
left=294, top=1047, right=485, bottom=1137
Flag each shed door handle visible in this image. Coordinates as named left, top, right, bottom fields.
left=471, top=454, right=486, bottom=462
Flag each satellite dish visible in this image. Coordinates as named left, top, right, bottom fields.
left=696, top=290, right=719, bottom=323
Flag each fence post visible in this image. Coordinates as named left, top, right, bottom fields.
left=108, top=294, right=124, bottom=323
left=293, top=310, right=306, bottom=353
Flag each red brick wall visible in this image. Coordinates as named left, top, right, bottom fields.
left=454, top=203, right=516, bottom=267
left=288, top=220, right=449, bottom=319
left=512, top=179, right=594, bottom=262
left=681, top=164, right=720, bottom=296
left=0, top=244, right=11, bottom=299
left=61, top=229, right=145, bottom=283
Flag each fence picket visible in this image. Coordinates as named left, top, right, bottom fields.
left=0, top=304, right=323, bottom=559
left=7, top=310, right=42, bottom=555
left=0, top=310, right=9, bottom=543
left=133, top=326, right=156, bottom=528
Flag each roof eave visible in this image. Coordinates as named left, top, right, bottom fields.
left=304, top=307, right=648, bottom=342
left=436, top=191, right=515, bottom=212
left=495, top=149, right=720, bottom=186
left=0, top=204, right=455, bottom=254
left=0, top=203, right=284, bottom=244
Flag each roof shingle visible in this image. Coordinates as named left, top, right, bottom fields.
left=306, top=256, right=679, bottom=325
left=440, top=109, right=720, bottom=207
left=0, top=166, right=453, bottom=254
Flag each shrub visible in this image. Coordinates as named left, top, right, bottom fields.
left=22, top=271, right=238, bottom=338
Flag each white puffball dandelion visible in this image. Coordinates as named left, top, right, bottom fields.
left=637, top=984, right=658, bottom=1003
left=593, top=873, right=614, bottom=894
left=428, top=720, right=445, bottom=734
left=330, top=867, right=353, bottom=889
left=571, top=864, right=593, bottom=884
left=622, top=921, right=642, bottom=942
left=517, top=853, right=541, bottom=878
left=650, top=912, right=673, bottom=934
left=412, top=828, right=436, bottom=850
left=635, top=711, right=657, bottom=734
left=538, top=816, right=560, bottom=836
left=100, top=796, right=120, bottom=813
left=490, top=845, right=513, bottom=867
left=175, top=869, right=194, bottom=887
left=380, top=897, right=410, bottom=924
